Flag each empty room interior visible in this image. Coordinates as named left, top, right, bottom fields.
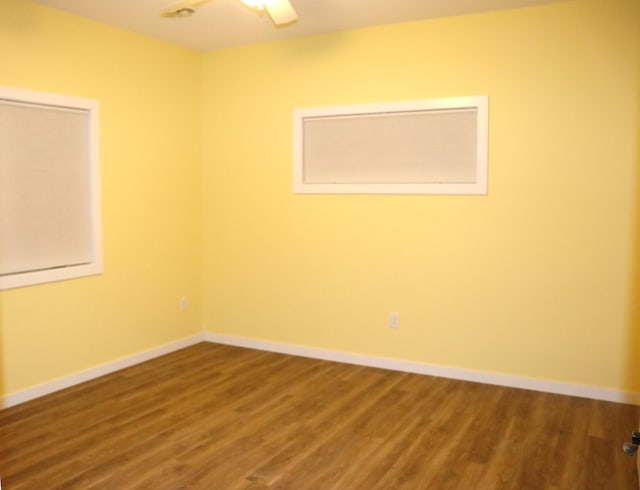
left=0, top=0, right=639, bottom=487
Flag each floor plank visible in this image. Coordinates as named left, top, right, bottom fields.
left=0, top=342, right=638, bottom=489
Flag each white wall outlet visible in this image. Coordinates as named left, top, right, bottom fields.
left=180, top=297, right=188, bottom=312
left=390, top=312, right=400, bottom=328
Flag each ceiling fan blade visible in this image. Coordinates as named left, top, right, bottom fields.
left=265, top=0, right=297, bottom=25
left=161, top=0, right=212, bottom=18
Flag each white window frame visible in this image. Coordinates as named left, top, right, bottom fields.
left=0, top=86, right=102, bottom=290
left=293, top=96, right=489, bottom=195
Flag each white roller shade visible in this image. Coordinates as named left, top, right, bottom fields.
left=293, top=96, right=488, bottom=195
left=0, top=86, right=101, bottom=290
left=303, top=109, right=478, bottom=184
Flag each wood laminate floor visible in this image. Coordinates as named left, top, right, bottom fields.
left=0, top=342, right=638, bottom=489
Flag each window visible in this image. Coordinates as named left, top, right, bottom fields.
left=0, top=86, right=102, bottom=290
left=293, top=96, right=488, bottom=194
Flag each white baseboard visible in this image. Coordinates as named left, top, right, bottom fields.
left=4, top=330, right=639, bottom=409
left=1, top=332, right=206, bottom=409
left=204, top=332, right=640, bottom=406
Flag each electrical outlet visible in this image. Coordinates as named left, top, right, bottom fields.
left=390, top=312, right=400, bottom=328
left=180, top=297, right=188, bottom=312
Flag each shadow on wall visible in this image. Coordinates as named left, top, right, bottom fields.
left=624, top=87, right=640, bottom=403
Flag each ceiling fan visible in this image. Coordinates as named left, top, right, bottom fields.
left=161, top=0, right=298, bottom=26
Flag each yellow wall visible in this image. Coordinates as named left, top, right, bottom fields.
left=0, top=0, right=203, bottom=396
left=202, top=0, right=640, bottom=392
left=0, top=0, right=638, bottom=400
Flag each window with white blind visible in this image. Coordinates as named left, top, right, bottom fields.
left=293, top=96, right=488, bottom=194
left=0, top=86, right=102, bottom=290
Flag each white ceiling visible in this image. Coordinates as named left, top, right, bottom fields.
left=31, top=0, right=565, bottom=51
